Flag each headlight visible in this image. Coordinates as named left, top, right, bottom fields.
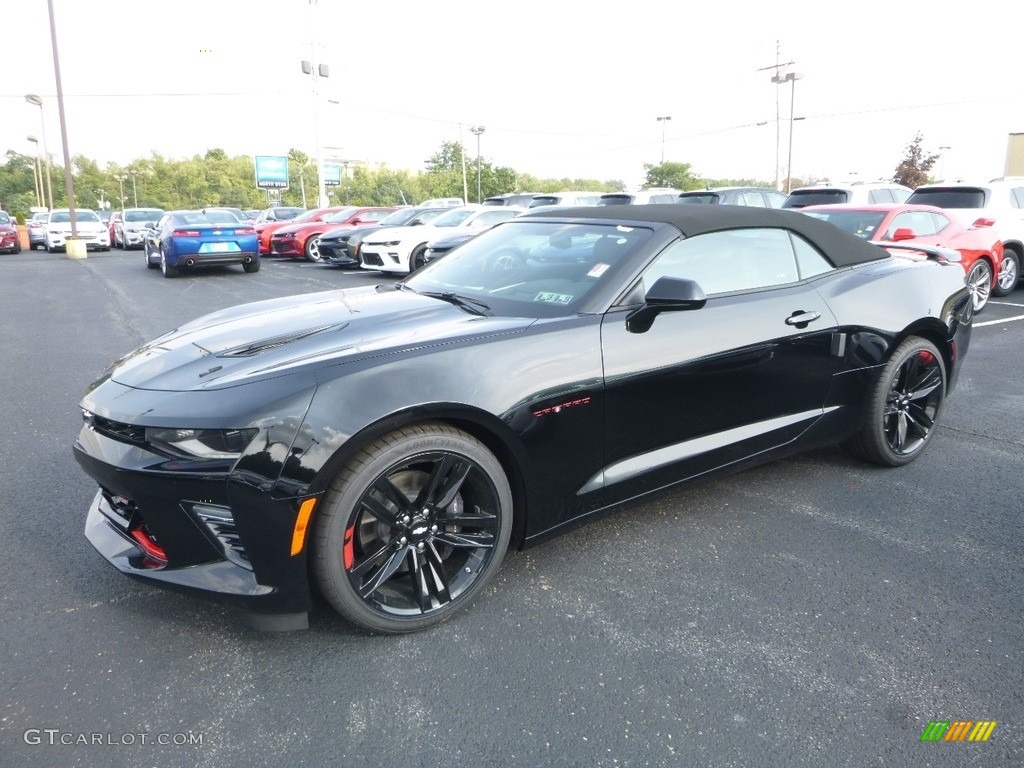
left=145, top=427, right=258, bottom=460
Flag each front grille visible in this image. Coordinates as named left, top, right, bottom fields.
left=190, top=503, right=251, bottom=569
left=87, top=412, right=147, bottom=445
left=362, top=252, right=384, bottom=267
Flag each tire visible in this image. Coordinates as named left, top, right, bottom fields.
left=312, top=422, right=513, bottom=634
left=993, top=249, right=1019, bottom=297
left=242, top=256, right=260, bottom=273
left=304, top=235, right=323, bottom=262
left=845, top=337, right=946, bottom=467
left=145, top=249, right=157, bottom=269
left=160, top=249, right=179, bottom=278
left=409, top=244, right=428, bottom=272
left=966, top=259, right=992, bottom=312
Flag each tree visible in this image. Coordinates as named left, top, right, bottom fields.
left=892, top=133, right=939, bottom=189
left=642, top=162, right=703, bottom=191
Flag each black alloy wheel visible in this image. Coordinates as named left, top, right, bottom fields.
left=846, top=336, right=946, bottom=467
left=409, top=244, right=428, bottom=272
left=312, top=423, right=512, bottom=633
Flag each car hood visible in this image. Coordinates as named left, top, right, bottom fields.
left=363, top=224, right=451, bottom=244
left=105, top=286, right=532, bottom=392
left=51, top=220, right=105, bottom=232
left=321, top=223, right=382, bottom=242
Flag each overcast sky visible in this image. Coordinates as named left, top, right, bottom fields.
left=3, top=0, right=1022, bottom=191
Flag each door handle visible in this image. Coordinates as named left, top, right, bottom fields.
left=786, top=311, right=821, bottom=328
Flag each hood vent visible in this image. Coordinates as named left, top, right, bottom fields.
left=216, top=323, right=347, bottom=358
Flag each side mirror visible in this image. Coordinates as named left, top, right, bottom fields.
left=890, top=228, right=916, bottom=241
left=972, top=217, right=995, bottom=228
left=626, top=276, right=707, bottom=333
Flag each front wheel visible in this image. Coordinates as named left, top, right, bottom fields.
left=965, top=259, right=992, bottom=312
left=304, top=235, right=323, bottom=262
left=993, top=250, right=1019, bottom=297
left=845, top=337, right=946, bottom=467
left=312, top=423, right=513, bottom=634
left=409, top=244, right=428, bottom=272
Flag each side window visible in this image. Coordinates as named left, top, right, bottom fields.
left=930, top=212, right=951, bottom=235
left=869, top=189, right=895, bottom=204
left=890, top=188, right=910, bottom=203
left=156, top=215, right=170, bottom=230
left=764, top=191, right=787, bottom=208
left=640, top=228, right=801, bottom=296
left=740, top=191, right=766, bottom=207
left=790, top=233, right=834, bottom=278
left=1012, top=188, right=1024, bottom=208
left=884, top=211, right=937, bottom=238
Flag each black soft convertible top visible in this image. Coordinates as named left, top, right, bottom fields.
left=524, top=204, right=888, bottom=268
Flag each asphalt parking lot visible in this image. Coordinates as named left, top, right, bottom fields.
left=1, top=249, right=1022, bottom=767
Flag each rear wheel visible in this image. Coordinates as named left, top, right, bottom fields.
left=845, top=337, right=946, bottom=467
left=242, top=256, right=260, bottom=273
left=160, top=249, right=179, bottom=278
left=993, top=250, right=1019, bottom=297
left=312, top=423, right=513, bottom=634
left=966, top=259, right=992, bottom=312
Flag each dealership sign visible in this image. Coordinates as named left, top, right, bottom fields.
left=322, top=163, right=342, bottom=186
left=254, top=156, right=289, bottom=189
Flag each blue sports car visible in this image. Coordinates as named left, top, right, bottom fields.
left=144, top=211, right=260, bottom=278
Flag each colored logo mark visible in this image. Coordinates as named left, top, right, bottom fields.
left=920, top=720, right=997, bottom=742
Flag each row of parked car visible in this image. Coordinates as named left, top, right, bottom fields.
left=12, top=178, right=1023, bottom=304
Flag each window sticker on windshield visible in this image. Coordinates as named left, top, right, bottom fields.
left=587, top=263, right=610, bottom=278
left=534, top=292, right=574, bottom=304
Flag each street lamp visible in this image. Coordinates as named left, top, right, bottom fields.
left=656, top=116, right=672, bottom=164
left=772, top=71, right=804, bottom=193
left=939, top=146, right=952, bottom=180
left=25, top=95, right=54, bottom=210
left=470, top=126, right=485, bottom=203
left=128, top=170, right=140, bottom=207
left=113, top=174, right=127, bottom=209
left=95, top=189, right=106, bottom=210
left=27, top=136, right=43, bottom=208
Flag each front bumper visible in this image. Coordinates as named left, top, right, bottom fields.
left=72, top=375, right=322, bottom=621
left=122, top=230, right=147, bottom=247
left=47, top=232, right=110, bottom=250
left=319, top=241, right=357, bottom=267
left=360, top=244, right=410, bottom=274
left=270, top=237, right=302, bottom=256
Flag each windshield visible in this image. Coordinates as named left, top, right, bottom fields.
left=905, top=188, right=987, bottom=208
left=51, top=211, right=100, bottom=223
left=125, top=209, right=164, bottom=222
left=677, top=194, right=720, bottom=205
left=801, top=210, right=887, bottom=239
left=404, top=220, right=653, bottom=318
left=325, top=208, right=358, bottom=223
left=0, top=212, right=11, bottom=225
left=271, top=207, right=305, bottom=220
left=431, top=208, right=478, bottom=227
left=783, top=190, right=849, bottom=208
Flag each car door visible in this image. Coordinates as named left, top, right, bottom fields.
left=599, top=227, right=840, bottom=503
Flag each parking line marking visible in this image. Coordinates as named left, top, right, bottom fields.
left=989, top=301, right=1024, bottom=308
left=975, top=313, right=1024, bottom=328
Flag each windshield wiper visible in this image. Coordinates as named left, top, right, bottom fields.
left=419, top=291, right=492, bottom=316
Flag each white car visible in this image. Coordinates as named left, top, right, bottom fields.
left=906, top=178, right=1024, bottom=296
left=360, top=206, right=524, bottom=273
left=781, top=182, right=911, bottom=209
left=115, top=208, right=165, bottom=250
left=596, top=188, right=682, bottom=205
left=44, top=209, right=110, bottom=253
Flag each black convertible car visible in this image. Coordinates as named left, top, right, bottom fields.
left=73, top=206, right=973, bottom=633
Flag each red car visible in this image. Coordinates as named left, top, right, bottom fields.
left=0, top=211, right=21, bottom=253
left=802, top=203, right=1004, bottom=312
left=107, top=211, right=122, bottom=248
left=255, top=207, right=339, bottom=256
left=269, top=207, right=397, bottom=262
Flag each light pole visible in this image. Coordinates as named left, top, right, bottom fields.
left=939, top=146, right=952, bottom=180
left=656, top=116, right=671, bottom=164
left=25, top=95, right=54, bottom=210
left=128, top=170, right=140, bottom=207
left=27, top=136, right=43, bottom=208
left=773, top=71, right=804, bottom=193
left=95, top=189, right=106, bottom=210
left=470, top=126, right=485, bottom=203
left=113, top=174, right=126, bottom=209
left=301, top=2, right=330, bottom=209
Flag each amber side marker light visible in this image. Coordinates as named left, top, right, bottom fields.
left=290, top=498, right=318, bottom=555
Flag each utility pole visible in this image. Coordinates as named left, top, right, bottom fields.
left=757, top=41, right=794, bottom=192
